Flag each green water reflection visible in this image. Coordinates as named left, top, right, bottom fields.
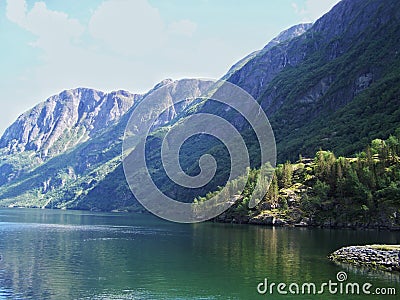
left=0, top=209, right=399, bottom=299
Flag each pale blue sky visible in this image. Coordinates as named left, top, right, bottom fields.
left=0, top=0, right=340, bottom=134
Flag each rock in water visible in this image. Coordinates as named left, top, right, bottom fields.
left=329, top=245, right=400, bottom=272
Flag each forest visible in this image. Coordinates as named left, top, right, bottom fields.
left=197, top=129, right=400, bottom=228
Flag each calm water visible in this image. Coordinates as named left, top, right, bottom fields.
left=0, top=209, right=399, bottom=299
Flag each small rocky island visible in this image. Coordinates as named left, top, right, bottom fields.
left=329, top=245, right=400, bottom=272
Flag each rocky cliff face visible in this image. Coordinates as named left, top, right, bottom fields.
left=224, top=0, right=400, bottom=160
left=0, top=88, right=141, bottom=157
left=227, top=0, right=388, bottom=102
left=0, top=79, right=213, bottom=210
left=225, top=23, right=313, bottom=98
left=223, top=23, right=311, bottom=81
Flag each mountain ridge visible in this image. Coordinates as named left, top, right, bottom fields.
left=0, top=87, right=141, bottom=158
left=0, top=0, right=399, bottom=214
left=224, top=0, right=400, bottom=160
left=0, top=79, right=213, bottom=210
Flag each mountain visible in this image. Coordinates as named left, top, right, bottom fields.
left=141, top=0, right=400, bottom=203
left=222, top=23, right=312, bottom=80
left=225, top=0, right=400, bottom=160
left=0, top=88, right=141, bottom=185
left=0, top=79, right=212, bottom=210
left=0, top=88, right=139, bottom=157
left=0, top=0, right=399, bottom=213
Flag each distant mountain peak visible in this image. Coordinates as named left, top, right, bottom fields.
left=152, top=79, right=175, bottom=91
left=263, top=23, right=312, bottom=50
left=224, top=23, right=312, bottom=81
left=0, top=88, right=140, bottom=157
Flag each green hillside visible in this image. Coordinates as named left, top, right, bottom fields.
left=213, top=131, right=400, bottom=229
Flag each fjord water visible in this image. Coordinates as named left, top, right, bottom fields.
left=0, top=209, right=399, bottom=299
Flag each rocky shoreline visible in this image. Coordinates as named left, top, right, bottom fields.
left=214, top=212, right=400, bottom=230
left=329, top=245, right=400, bottom=272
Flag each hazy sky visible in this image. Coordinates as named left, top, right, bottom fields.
left=0, top=0, right=340, bottom=134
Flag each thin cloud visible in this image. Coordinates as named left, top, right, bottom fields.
left=88, top=0, right=166, bottom=56
left=5, top=0, right=26, bottom=24
left=6, top=0, right=84, bottom=50
left=168, top=20, right=197, bottom=37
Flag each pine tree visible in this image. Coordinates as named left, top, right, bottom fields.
left=266, top=174, right=279, bottom=204
left=282, top=161, right=293, bottom=188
